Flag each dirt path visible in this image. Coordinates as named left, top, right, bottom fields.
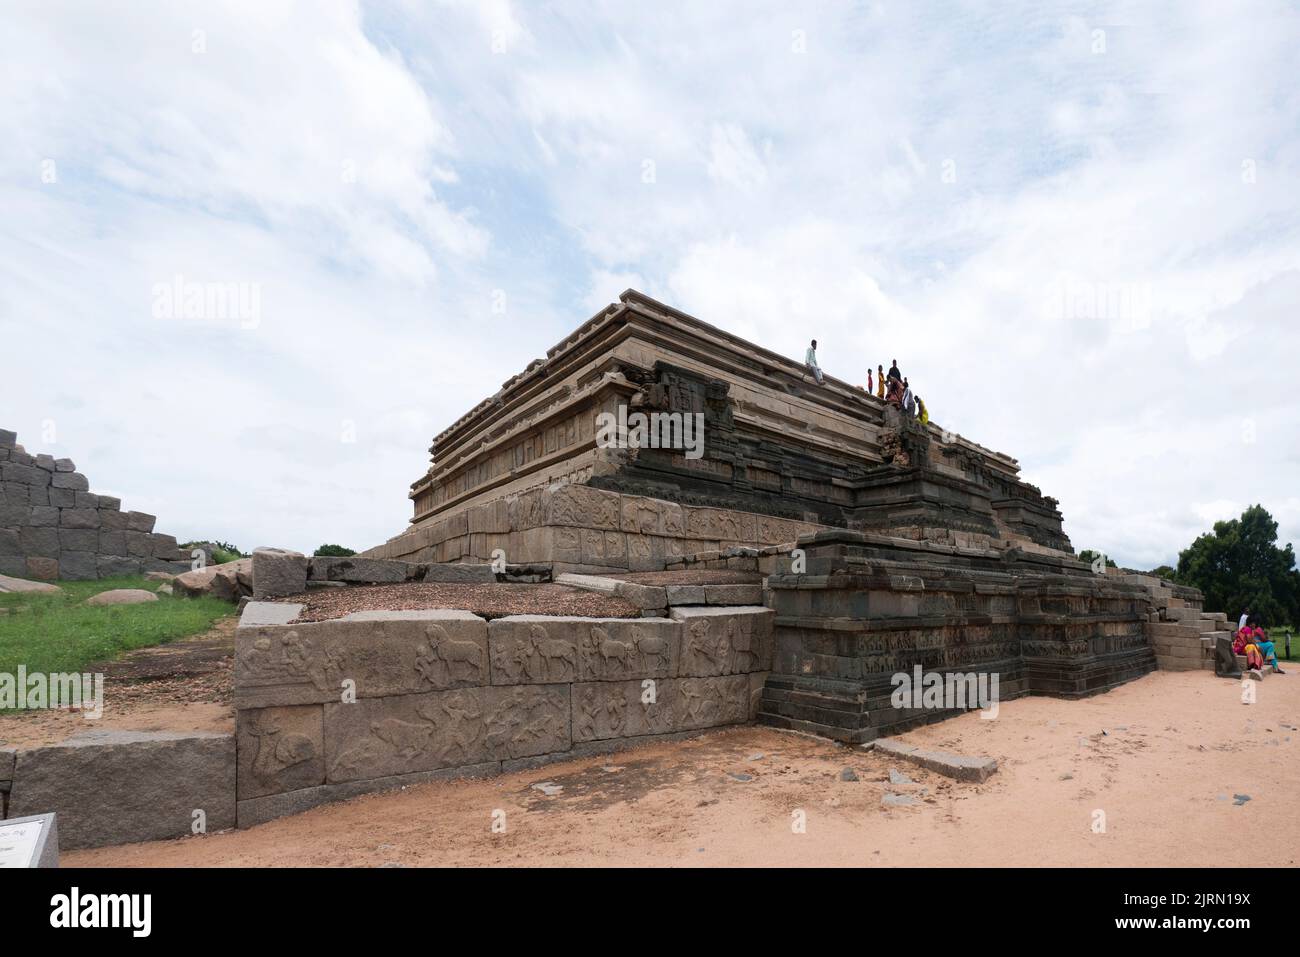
left=0, top=616, right=236, bottom=749
left=67, top=669, right=1299, bottom=867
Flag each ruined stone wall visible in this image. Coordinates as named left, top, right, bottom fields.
left=365, top=482, right=825, bottom=574
left=233, top=602, right=774, bottom=826
left=760, top=530, right=1154, bottom=743
left=0, top=428, right=189, bottom=580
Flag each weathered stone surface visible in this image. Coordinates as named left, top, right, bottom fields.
left=125, top=510, right=156, bottom=532
left=7, top=730, right=235, bottom=849
left=59, top=507, right=100, bottom=529
left=419, top=562, right=496, bottom=583
left=0, top=574, right=61, bottom=594
left=0, top=429, right=15, bottom=448
left=19, top=526, right=59, bottom=558
left=174, top=558, right=251, bottom=601
left=308, top=556, right=411, bottom=583
left=86, top=588, right=158, bottom=606
left=125, top=530, right=153, bottom=557
left=323, top=684, right=570, bottom=783
left=704, top=583, right=764, bottom=605
left=572, top=675, right=749, bottom=741
left=58, top=527, right=99, bottom=552
left=236, top=705, right=325, bottom=799
left=53, top=457, right=75, bottom=472
left=24, top=557, right=59, bottom=581
left=151, top=533, right=180, bottom=559
left=74, top=491, right=101, bottom=509
left=577, top=617, right=679, bottom=680
left=99, top=508, right=128, bottom=530
left=252, top=547, right=308, bottom=599
left=58, top=551, right=98, bottom=581
left=49, top=471, right=88, bottom=491
left=488, top=616, right=581, bottom=684
left=670, top=606, right=775, bottom=676
left=96, top=556, right=142, bottom=577
left=0, top=528, right=19, bottom=555
left=0, top=747, right=15, bottom=782
left=2, top=462, right=50, bottom=486
left=98, top=529, right=127, bottom=554
left=24, top=505, right=57, bottom=527
left=0, top=503, right=31, bottom=527
left=665, top=584, right=706, bottom=605
left=874, top=739, right=999, bottom=782
left=97, top=495, right=121, bottom=511
left=235, top=609, right=489, bottom=709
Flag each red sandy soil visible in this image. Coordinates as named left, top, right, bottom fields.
left=614, top=570, right=764, bottom=585
left=67, top=669, right=1299, bottom=867
left=278, top=582, right=641, bottom=622
left=0, top=618, right=236, bottom=749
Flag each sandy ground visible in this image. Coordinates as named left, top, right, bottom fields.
left=67, top=668, right=1299, bottom=867
left=0, top=617, right=236, bottom=749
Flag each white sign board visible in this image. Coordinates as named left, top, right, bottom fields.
left=0, top=818, right=45, bottom=868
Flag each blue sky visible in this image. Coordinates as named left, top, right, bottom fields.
left=2, top=0, right=1298, bottom=568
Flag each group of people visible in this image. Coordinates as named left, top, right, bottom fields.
left=803, top=342, right=929, bottom=425
left=1234, top=609, right=1287, bottom=674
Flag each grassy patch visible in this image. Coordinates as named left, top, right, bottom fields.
left=0, top=576, right=233, bottom=678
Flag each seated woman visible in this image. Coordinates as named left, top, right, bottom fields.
left=1233, top=627, right=1265, bottom=672
left=1248, top=620, right=1286, bottom=674
left=885, top=376, right=905, bottom=408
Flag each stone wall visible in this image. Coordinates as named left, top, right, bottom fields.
left=232, top=601, right=774, bottom=826
left=365, top=481, right=824, bottom=574
left=759, top=529, right=1155, bottom=743
left=0, top=428, right=188, bottom=580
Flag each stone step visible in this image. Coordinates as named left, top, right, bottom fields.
left=1156, top=656, right=1205, bottom=672
left=1149, top=621, right=1205, bottom=639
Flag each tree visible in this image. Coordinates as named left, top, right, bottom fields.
left=1077, top=549, right=1117, bottom=569
left=314, top=544, right=356, bottom=557
left=1176, top=505, right=1300, bottom=626
left=1148, top=564, right=1177, bottom=581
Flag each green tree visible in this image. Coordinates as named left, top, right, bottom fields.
left=1176, top=505, right=1300, bottom=626
left=1077, top=549, right=1117, bottom=569
left=314, top=544, right=356, bottom=557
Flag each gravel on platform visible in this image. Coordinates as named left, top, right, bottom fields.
left=276, top=582, right=642, bottom=622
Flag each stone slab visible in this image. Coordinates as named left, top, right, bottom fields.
left=235, top=609, right=489, bottom=708
left=669, top=605, right=775, bottom=676
left=252, top=547, right=308, bottom=599
left=308, top=557, right=412, bottom=583
left=7, top=730, right=236, bottom=849
left=873, top=738, right=998, bottom=783
left=322, top=684, right=570, bottom=784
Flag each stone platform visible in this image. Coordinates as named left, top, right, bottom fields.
left=758, top=530, right=1156, bottom=743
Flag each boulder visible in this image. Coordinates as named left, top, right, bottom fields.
left=173, top=558, right=252, bottom=602
left=0, top=574, right=61, bottom=594
left=85, top=588, right=159, bottom=607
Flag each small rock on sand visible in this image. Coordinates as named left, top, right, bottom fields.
left=840, top=768, right=859, bottom=782
left=531, top=782, right=563, bottom=796
left=882, top=793, right=920, bottom=807
left=888, top=768, right=914, bottom=786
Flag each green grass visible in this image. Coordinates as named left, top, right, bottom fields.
left=0, top=576, right=233, bottom=678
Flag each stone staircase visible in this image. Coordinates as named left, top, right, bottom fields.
left=1148, top=602, right=1232, bottom=671
left=1114, top=573, right=1233, bottom=672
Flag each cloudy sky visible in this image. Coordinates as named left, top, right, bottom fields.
left=3, top=0, right=1297, bottom=568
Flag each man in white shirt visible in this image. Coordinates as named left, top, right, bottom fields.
left=902, top=377, right=915, bottom=415
left=1238, top=608, right=1250, bottom=631
left=805, top=339, right=823, bottom=384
